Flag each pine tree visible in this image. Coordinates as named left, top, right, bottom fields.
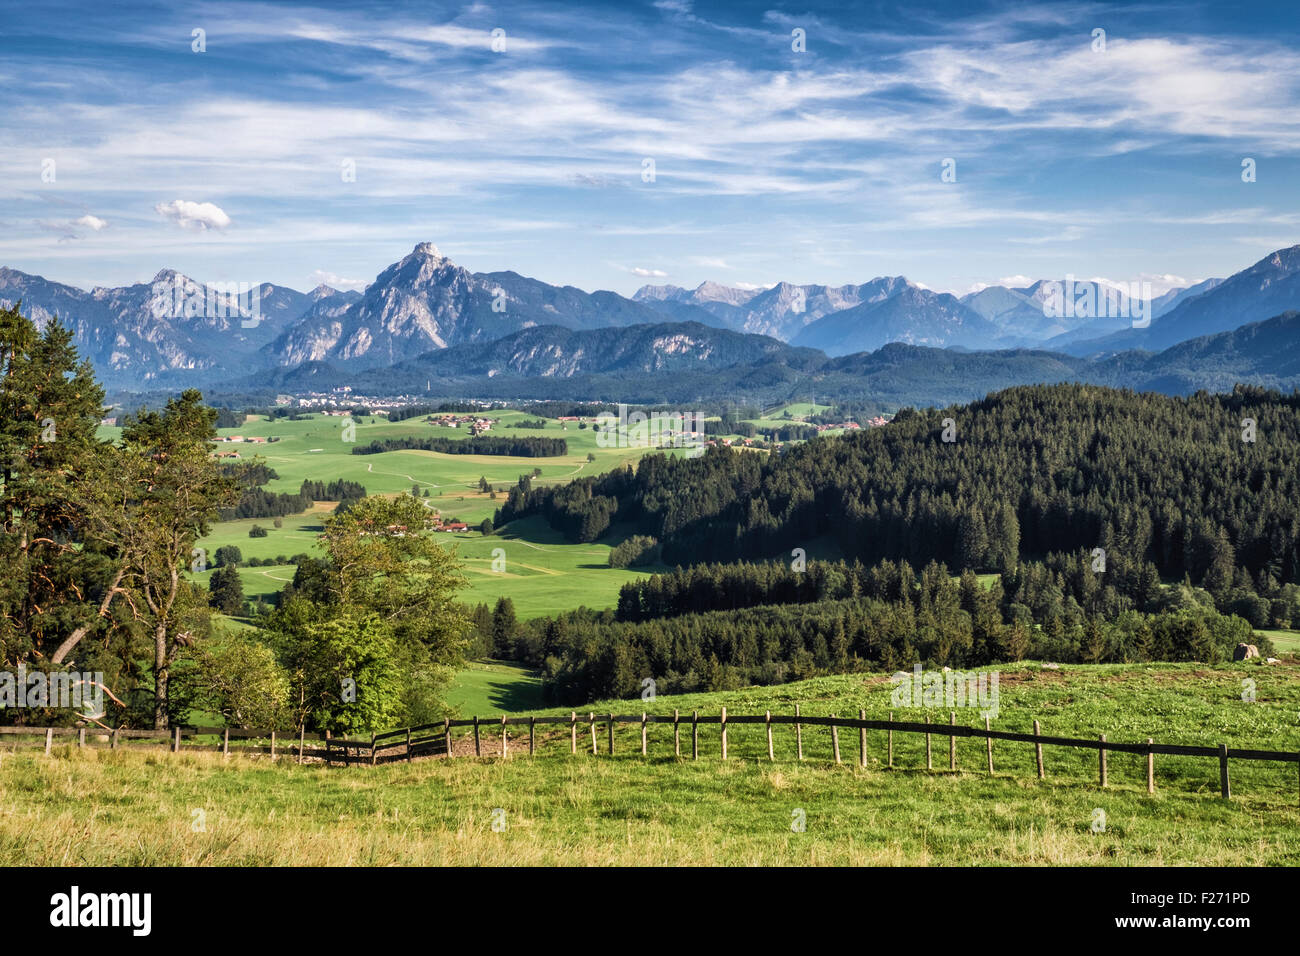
left=209, top=565, right=245, bottom=616
left=491, top=597, right=519, bottom=659
left=0, top=304, right=110, bottom=668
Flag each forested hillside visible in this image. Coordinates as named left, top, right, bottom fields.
left=497, top=384, right=1300, bottom=589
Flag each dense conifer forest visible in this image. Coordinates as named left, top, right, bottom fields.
left=497, top=384, right=1300, bottom=590
left=352, top=435, right=568, bottom=457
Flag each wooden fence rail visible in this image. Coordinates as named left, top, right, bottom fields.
left=8, top=712, right=1299, bottom=804
left=325, top=710, right=1300, bottom=804
left=0, top=724, right=334, bottom=762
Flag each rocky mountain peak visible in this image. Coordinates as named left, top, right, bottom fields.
left=411, top=242, right=445, bottom=261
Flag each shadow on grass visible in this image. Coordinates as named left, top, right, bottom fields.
left=487, top=676, right=544, bottom=711
left=457, top=660, right=546, bottom=713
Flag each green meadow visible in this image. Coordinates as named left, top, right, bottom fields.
left=1257, top=630, right=1300, bottom=655
left=162, top=408, right=683, bottom=616
left=443, top=660, right=544, bottom=715
left=207, top=408, right=655, bottom=520
left=5, top=661, right=1298, bottom=866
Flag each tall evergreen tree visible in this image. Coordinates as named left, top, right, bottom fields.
left=491, top=597, right=519, bottom=659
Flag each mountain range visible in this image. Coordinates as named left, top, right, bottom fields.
left=1, top=242, right=1298, bottom=405
left=221, top=310, right=1300, bottom=410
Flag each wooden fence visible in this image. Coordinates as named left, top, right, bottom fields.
left=9, top=709, right=1299, bottom=804
left=0, top=724, right=332, bottom=763
left=325, top=707, right=1300, bottom=805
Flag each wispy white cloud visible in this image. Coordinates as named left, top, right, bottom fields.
left=2, top=1, right=1297, bottom=293
left=308, top=268, right=367, bottom=291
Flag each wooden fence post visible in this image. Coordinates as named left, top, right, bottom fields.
left=589, top=713, right=596, bottom=755
left=859, top=709, right=867, bottom=768
left=1033, top=720, right=1044, bottom=779
left=767, top=711, right=774, bottom=761
left=78, top=727, right=85, bottom=748
left=502, top=715, right=509, bottom=760
left=641, top=713, right=648, bottom=756
left=691, top=711, right=698, bottom=760
left=1219, top=743, right=1230, bottom=799
left=406, top=727, right=412, bottom=762
left=44, top=727, right=52, bottom=755
left=985, top=716, right=993, bottom=774
left=299, top=726, right=306, bottom=764
left=370, top=733, right=376, bottom=765
left=720, top=707, right=727, bottom=760
left=949, top=712, right=956, bottom=771
left=673, top=709, right=680, bottom=757
left=831, top=714, right=841, bottom=765
left=1098, top=734, right=1107, bottom=787
left=530, top=716, right=536, bottom=757
left=223, top=728, right=229, bottom=757
left=887, top=711, right=893, bottom=768
left=172, top=726, right=180, bottom=753
left=1147, top=738, right=1154, bottom=793
left=607, top=713, right=614, bottom=756
left=270, top=730, right=277, bottom=760
left=924, top=716, right=931, bottom=770
left=570, top=712, right=577, bottom=755
left=473, top=716, right=481, bottom=757
left=795, top=704, right=803, bottom=761
left=111, top=728, right=119, bottom=750
left=445, top=718, right=452, bottom=758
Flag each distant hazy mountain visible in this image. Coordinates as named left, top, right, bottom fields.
left=1034, top=277, right=1222, bottom=350
left=636, top=277, right=911, bottom=340
left=7, top=241, right=1298, bottom=394
left=237, top=321, right=821, bottom=404
left=791, top=285, right=999, bottom=355
left=1151, top=277, right=1225, bottom=318
left=633, top=281, right=763, bottom=330
left=1086, top=310, right=1300, bottom=393
left=642, top=275, right=1174, bottom=353
left=639, top=275, right=1233, bottom=353
left=0, top=266, right=313, bottom=386
left=819, top=311, right=1300, bottom=405
left=254, top=283, right=311, bottom=327
left=208, top=307, right=1300, bottom=409
left=358, top=320, right=820, bottom=382
left=962, top=280, right=1100, bottom=343
left=295, top=285, right=363, bottom=322
left=1059, top=247, right=1300, bottom=355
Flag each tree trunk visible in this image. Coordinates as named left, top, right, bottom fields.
left=153, top=623, right=169, bottom=730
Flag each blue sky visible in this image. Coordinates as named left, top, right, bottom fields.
left=2, top=0, right=1299, bottom=297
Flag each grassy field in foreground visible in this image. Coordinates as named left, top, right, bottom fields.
left=4, top=662, right=1300, bottom=865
